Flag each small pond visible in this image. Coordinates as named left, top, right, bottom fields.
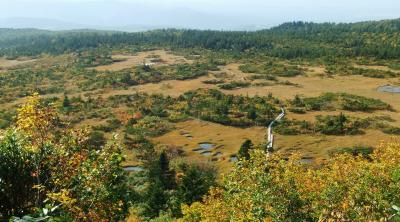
left=193, top=143, right=214, bottom=152
left=182, top=133, right=192, bottom=139
left=229, top=156, right=238, bottom=162
left=377, top=85, right=400, bottom=93
left=199, top=143, right=214, bottom=150
left=299, top=157, right=314, bottom=164
left=200, top=151, right=212, bottom=156
left=124, top=166, right=144, bottom=172
left=213, top=152, right=223, bottom=157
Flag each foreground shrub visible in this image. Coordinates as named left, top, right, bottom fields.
left=181, top=141, right=400, bottom=221
left=0, top=94, right=129, bottom=221
left=0, top=131, right=37, bottom=218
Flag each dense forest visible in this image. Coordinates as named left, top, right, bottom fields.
left=1, top=19, right=399, bottom=59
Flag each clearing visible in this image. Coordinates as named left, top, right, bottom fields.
left=0, top=57, right=36, bottom=70
left=93, top=50, right=192, bottom=71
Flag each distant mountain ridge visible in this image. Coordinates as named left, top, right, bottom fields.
left=0, top=17, right=85, bottom=30
left=0, top=16, right=270, bottom=32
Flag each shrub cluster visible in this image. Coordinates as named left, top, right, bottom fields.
left=181, top=142, right=400, bottom=221
left=290, top=93, right=392, bottom=112
left=239, top=62, right=306, bottom=77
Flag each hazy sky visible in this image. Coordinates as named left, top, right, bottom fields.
left=1, top=0, right=399, bottom=30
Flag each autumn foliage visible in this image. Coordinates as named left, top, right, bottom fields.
left=0, top=94, right=129, bottom=221
left=181, top=142, right=400, bottom=221
left=2, top=94, right=400, bottom=221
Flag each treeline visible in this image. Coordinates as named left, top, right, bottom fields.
left=1, top=18, right=399, bottom=59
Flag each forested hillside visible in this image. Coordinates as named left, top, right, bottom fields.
left=1, top=18, right=399, bottom=59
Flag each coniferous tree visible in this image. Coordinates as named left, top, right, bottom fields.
left=238, top=139, right=253, bottom=160
left=62, top=94, right=70, bottom=108
left=247, top=108, right=257, bottom=120
left=177, top=164, right=216, bottom=204
left=158, top=151, right=176, bottom=190
left=143, top=181, right=168, bottom=218
left=141, top=151, right=176, bottom=218
left=121, top=72, right=135, bottom=86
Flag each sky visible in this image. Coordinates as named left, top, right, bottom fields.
left=0, top=0, right=399, bottom=31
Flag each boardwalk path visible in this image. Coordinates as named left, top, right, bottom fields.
left=266, top=107, right=285, bottom=154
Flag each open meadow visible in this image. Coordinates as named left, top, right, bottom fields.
left=1, top=49, right=400, bottom=167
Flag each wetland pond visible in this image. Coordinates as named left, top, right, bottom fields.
left=193, top=142, right=215, bottom=156
left=193, top=142, right=214, bottom=152
left=229, top=155, right=238, bottom=162
left=124, top=166, right=144, bottom=172
left=377, top=85, right=400, bottom=93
